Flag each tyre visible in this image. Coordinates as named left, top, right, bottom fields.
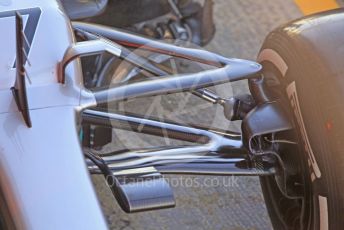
left=256, top=9, right=344, bottom=230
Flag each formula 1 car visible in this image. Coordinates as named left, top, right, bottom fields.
left=0, top=1, right=343, bottom=230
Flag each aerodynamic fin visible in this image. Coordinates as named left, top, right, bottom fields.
left=11, top=12, right=32, bottom=128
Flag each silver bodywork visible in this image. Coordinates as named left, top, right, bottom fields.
left=0, top=1, right=106, bottom=229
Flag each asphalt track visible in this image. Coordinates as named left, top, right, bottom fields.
left=90, top=1, right=328, bottom=229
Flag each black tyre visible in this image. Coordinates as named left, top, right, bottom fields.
left=256, top=9, right=344, bottom=230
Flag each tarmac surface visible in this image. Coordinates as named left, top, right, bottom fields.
left=92, top=1, right=302, bottom=229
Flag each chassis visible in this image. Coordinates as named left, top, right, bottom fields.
left=1, top=1, right=343, bottom=229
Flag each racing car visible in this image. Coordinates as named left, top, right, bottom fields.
left=0, top=1, right=343, bottom=229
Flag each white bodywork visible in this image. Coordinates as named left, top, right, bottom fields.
left=0, top=0, right=106, bottom=229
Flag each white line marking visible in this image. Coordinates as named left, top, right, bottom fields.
left=287, top=82, right=321, bottom=178
left=319, top=195, right=328, bottom=230
left=258, top=49, right=288, bottom=77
